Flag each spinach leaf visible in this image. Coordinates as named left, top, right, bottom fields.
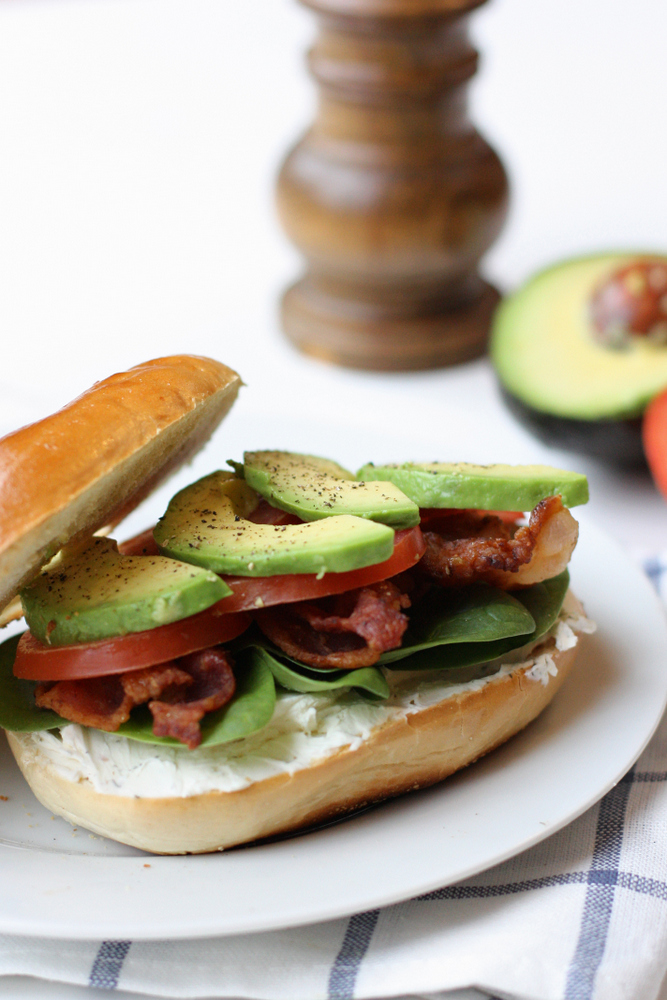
left=385, top=571, right=569, bottom=671
left=252, top=645, right=389, bottom=699
left=0, top=634, right=62, bottom=732
left=0, top=635, right=277, bottom=748
left=117, top=647, right=276, bottom=747
left=379, top=584, right=536, bottom=664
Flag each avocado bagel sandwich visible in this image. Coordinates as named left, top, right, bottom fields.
left=0, top=355, right=595, bottom=854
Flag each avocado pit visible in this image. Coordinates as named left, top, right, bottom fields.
left=590, top=260, right=667, bottom=349
left=491, top=253, right=667, bottom=463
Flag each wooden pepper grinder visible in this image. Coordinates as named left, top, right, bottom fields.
left=276, top=0, right=509, bottom=371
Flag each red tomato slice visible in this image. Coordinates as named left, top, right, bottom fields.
left=13, top=609, right=251, bottom=682
left=117, top=527, right=160, bottom=556
left=643, top=388, right=667, bottom=501
left=245, top=500, right=302, bottom=525
left=215, top=526, right=426, bottom=613
left=419, top=508, right=523, bottom=526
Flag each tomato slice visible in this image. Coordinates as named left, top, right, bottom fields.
left=419, top=508, right=523, bottom=527
left=643, top=388, right=667, bottom=501
left=117, top=527, right=160, bottom=556
left=215, top=526, right=425, bottom=613
left=13, top=609, right=251, bottom=682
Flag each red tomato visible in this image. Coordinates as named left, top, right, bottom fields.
left=245, top=500, right=302, bottom=525
left=13, top=609, right=251, bottom=682
left=644, top=389, right=667, bottom=501
left=419, top=508, right=523, bottom=526
left=118, top=527, right=160, bottom=556
left=215, top=526, right=425, bottom=612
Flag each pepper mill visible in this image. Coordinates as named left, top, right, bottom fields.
left=276, top=0, right=509, bottom=371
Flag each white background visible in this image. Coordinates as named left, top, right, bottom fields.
left=0, top=1, right=666, bottom=994
left=1, top=0, right=666, bottom=549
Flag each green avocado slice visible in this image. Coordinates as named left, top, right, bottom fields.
left=243, top=450, right=419, bottom=529
left=356, top=462, right=588, bottom=510
left=20, top=537, right=230, bottom=647
left=490, top=253, right=667, bottom=420
left=154, top=471, right=395, bottom=577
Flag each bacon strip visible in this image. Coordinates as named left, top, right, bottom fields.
left=419, top=495, right=578, bottom=589
left=148, top=647, right=236, bottom=749
left=255, top=581, right=410, bottom=669
left=35, top=647, right=235, bottom=749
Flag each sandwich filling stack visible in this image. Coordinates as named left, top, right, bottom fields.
left=0, top=356, right=595, bottom=853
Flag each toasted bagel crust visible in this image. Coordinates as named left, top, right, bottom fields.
left=7, top=628, right=580, bottom=855
left=0, top=356, right=241, bottom=608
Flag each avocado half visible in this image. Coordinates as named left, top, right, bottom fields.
left=491, top=253, right=667, bottom=463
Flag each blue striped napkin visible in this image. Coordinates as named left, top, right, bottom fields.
left=1, top=559, right=667, bottom=1000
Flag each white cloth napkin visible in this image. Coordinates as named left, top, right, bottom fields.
left=2, top=559, right=667, bottom=1000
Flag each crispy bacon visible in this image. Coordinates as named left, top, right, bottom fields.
left=419, top=495, right=578, bottom=589
left=36, top=675, right=135, bottom=732
left=148, top=647, right=236, bottom=749
left=121, top=664, right=193, bottom=703
left=255, top=581, right=410, bottom=669
left=35, top=647, right=235, bottom=749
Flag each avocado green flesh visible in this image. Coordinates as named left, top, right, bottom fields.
left=20, top=537, right=230, bottom=647
left=357, top=462, right=588, bottom=509
left=491, top=253, right=667, bottom=420
left=154, top=471, right=396, bottom=577
left=243, top=450, right=420, bottom=529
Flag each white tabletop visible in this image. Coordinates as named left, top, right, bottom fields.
left=0, top=0, right=666, bottom=994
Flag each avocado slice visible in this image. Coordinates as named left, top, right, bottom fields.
left=491, top=253, right=667, bottom=422
left=356, top=461, right=588, bottom=510
left=242, top=451, right=419, bottom=529
left=154, top=471, right=396, bottom=577
left=20, top=537, right=230, bottom=647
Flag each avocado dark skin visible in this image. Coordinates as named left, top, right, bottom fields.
left=500, top=387, right=646, bottom=467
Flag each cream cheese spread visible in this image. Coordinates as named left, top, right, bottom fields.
left=20, top=606, right=595, bottom=799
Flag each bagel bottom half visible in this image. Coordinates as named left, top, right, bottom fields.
left=6, top=596, right=590, bottom=855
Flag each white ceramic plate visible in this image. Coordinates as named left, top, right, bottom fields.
left=0, top=405, right=666, bottom=940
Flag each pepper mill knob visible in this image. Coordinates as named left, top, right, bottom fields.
left=276, top=0, right=509, bottom=371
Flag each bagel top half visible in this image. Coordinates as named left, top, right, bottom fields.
left=0, top=355, right=241, bottom=610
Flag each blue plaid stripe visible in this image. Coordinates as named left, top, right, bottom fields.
left=417, top=871, right=588, bottom=901
left=564, top=774, right=633, bottom=999
left=419, top=773, right=661, bottom=1000
left=90, top=556, right=667, bottom=998
left=626, top=770, right=667, bottom=782
left=328, top=909, right=380, bottom=1000
left=89, top=940, right=131, bottom=990
left=417, top=869, right=667, bottom=906
left=644, top=556, right=663, bottom=592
